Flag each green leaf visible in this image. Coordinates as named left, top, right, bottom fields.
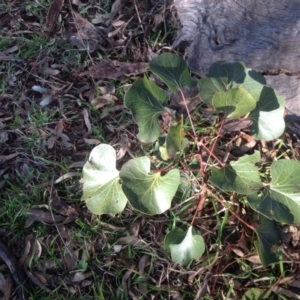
left=165, top=226, right=205, bottom=265
left=248, top=161, right=300, bottom=265
left=158, top=145, right=169, bottom=161
left=248, top=86, right=285, bottom=141
left=249, top=160, right=300, bottom=224
left=254, top=214, right=283, bottom=267
left=198, top=62, right=284, bottom=136
left=241, top=288, right=269, bottom=300
left=166, top=118, right=184, bottom=158
left=119, top=157, right=180, bottom=215
left=210, top=151, right=262, bottom=195
left=153, top=135, right=168, bottom=161
left=257, top=160, right=300, bottom=225
left=212, top=88, right=256, bottom=119
left=77, top=260, right=88, bottom=271
left=197, top=77, right=224, bottom=106
left=247, top=190, right=294, bottom=224
left=124, top=77, right=167, bottom=143
left=198, top=62, right=265, bottom=106
left=164, top=227, right=187, bottom=249
left=154, top=121, right=185, bottom=161
left=81, top=144, right=128, bottom=215
left=149, top=53, right=194, bottom=92
left=172, top=172, right=194, bottom=205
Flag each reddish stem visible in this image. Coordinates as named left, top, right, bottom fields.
left=204, top=118, right=225, bottom=171
left=206, top=187, right=255, bottom=231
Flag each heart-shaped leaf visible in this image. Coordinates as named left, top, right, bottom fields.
left=210, top=151, right=262, bottom=195
left=124, top=77, right=167, bottom=143
left=247, top=190, right=294, bottom=224
left=81, top=144, right=128, bottom=215
left=198, top=62, right=265, bottom=106
left=165, top=226, right=205, bottom=265
left=149, top=53, right=194, bottom=92
left=249, top=160, right=300, bottom=225
left=164, top=227, right=187, bottom=248
left=248, top=86, right=285, bottom=141
left=254, top=214, right=283, bottom=267
left=119, top=156, right=180, bottom=215
left=212, top=87, right=256, bottom=119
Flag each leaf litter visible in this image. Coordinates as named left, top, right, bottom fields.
left=1, top=0, right=300, bottom=299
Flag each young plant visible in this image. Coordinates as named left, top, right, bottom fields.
left=81, top=53, right=298, bottom=267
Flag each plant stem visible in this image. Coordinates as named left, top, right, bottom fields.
left=204, top=118, right=225, bottom=171
left=207, top=187, right=255, bottom=231
left=179, top=89, right=199, bottom=151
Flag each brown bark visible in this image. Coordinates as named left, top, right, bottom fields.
left=173, top=0, right=300, bottom=116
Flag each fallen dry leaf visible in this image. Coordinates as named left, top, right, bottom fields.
left=82, top=109, right=91, bottom=136
left=64, top=247, right=78, bottom=272
left=117, top=269, right=134, bottom=298
left=24, top=208, right=65, bottom=228
left=72, top=271, right=93, bottom=282
left=91, top=14, right=108, bottom=24
left=0, top=153, right=20, bottom=161
left=26, top=270, right=51, bottom=293
left=50, top=196, right=79, bottom=218
left=117, top=236, right=144, bottom=246
left=153, top=11, right=165, bottom=31
left=222, top=119, right=253, bottom=132
left=33, top=272, right=47, bottom=284
left=113, top=245, right=122, bottom=253
left=68, top=161, right=85, bottom=169
left=80, top=280, right=92, bottom=287
left=138, top=255, right=149, bottom=295
left=90, top=93, right=117, bottom=109
left=107, top=0, right=122, bottom=26
left=19, top=235, right=43, bottom=271
left=272, top=286, right=300, bottom=299
left=54, top=172, right=81, bottom=184
left=287, top=279, right=300, bottom=288
left=100, top=105, right=124, bottom=119
left=0, top=273, right=12, bottom=300
left=19, top=237, right=31, bottom=267
left=45, top=0, right=64, bottom=36
left=83, top=138, right=101, bottom=145
left=64, top=8, right=105, bottom=52
left=130, top=218, right=145, bottom=237
left=244, top=254, right=261, bottom=264
left=107, top=22, right=127, bottom=38
left=233, top=132, right=257, bottom=156
left=231, top=247, right=245, bottom=257
left=43, top=67, right=60, bottom=76
left=3, top=45, right=18, bottom=54
left=46, top=126, right=74, bottom=150
left=42, top=260, right=57, bottom=270
left=99, top=83, right=115, bottom=94
left=80, top=61, right=148, bottom=80
left=0, top=131, right=8, bottom=143
left=0, top=53, right=17, bottom=61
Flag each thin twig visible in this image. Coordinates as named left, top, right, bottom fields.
left=133, top=0, right=144, bottom=32
left=204, top=118, right=225, bottom=171
left=180, top=89, right=199, bottom=151
left=207, top=187, right=255, bottom=231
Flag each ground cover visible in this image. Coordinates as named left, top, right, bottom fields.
left=1, top=1, right=300, bottom=299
